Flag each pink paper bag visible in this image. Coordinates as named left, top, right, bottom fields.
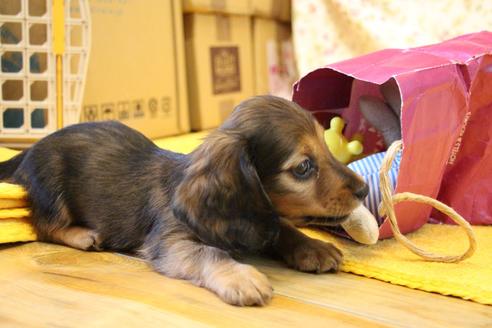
left=292, top=31, right=492, bottom=238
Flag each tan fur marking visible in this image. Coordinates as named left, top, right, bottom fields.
left=268, top=123, right=363, bottom=224
left=51, top=226, right=100, bottom=250
left=315, top=121, right=326, bottom=142
left=154, top=236, right=272, bottom=306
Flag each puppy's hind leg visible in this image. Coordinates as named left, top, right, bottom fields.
left=141, top=234, right=273, bottom=306
left=50, top=226, right=101, bottom=251
left=29, top=192, right=101, bottom=251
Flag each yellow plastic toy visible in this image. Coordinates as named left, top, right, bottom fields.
left=324, top=117, right=363, bottom=163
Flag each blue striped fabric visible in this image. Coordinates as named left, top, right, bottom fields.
left=348, top=151, right=402, bottom=220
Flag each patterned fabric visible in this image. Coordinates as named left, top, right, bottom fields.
left=348, top=151, right=401, bottom=222
left=292, top=0, right=492, bottom=76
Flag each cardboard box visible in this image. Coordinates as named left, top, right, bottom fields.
left=184, top=13, right=254, bottom=130
left=183, top=0, right=251, bottom=15
left=79, top=0, right=189, bottom=139
left=252, top=18, right=297, bottom=98
left=251, top=0, right=291, bottom=22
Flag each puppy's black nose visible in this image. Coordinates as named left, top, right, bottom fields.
left=354, top=183, right=369, bottom=200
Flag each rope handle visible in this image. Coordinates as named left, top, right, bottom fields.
left=379, top=140, right=477, bottom=262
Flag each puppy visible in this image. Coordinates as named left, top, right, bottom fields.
left=0, top=96, right=367, bottom=306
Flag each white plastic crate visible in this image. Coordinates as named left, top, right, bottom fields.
left=0, top=0, right=90, bottom=147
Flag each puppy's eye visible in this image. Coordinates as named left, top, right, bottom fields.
left=292, top=159, right=315, bottom=179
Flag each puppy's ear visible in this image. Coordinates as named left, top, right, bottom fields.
left=172, top=131, right=279, bottom=253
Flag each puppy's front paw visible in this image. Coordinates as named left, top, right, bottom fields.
left=284, top=238, right=343, bottom=273
left=210, top=263, right=273, bottom=306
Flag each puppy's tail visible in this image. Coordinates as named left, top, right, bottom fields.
left=0, top=152, right=26, bottom=181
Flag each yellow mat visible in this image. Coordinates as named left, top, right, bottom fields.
left=303, top=226, right=492, bottom=305
left=0, top=133, right=491, bottom=306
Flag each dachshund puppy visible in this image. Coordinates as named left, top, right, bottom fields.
left=0, top=95, right=367, bottom=306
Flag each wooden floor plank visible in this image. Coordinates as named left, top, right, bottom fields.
left=0, top=243, right=491, bottom=327
left=251, top=258, right=492, bottom=328
left=0, top=243, right=385, bottom=328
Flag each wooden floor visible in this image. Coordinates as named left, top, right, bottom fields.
left=0, top=242, right=491, bottom=328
